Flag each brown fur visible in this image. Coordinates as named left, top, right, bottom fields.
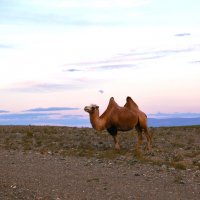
left=84, top=97, right=152, bottom=151
left=124, top=96, right=152, bottom=151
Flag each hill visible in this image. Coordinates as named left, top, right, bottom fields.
left=148, top=117, right=200, bottom=127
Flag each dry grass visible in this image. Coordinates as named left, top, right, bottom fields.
left=0, top=125, right=200, bottom=170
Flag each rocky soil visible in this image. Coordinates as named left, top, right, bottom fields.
left=0, top=125, right=200, bottom=199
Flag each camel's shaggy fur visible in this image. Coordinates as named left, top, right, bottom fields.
left=84, top=97, right=152, bottom=151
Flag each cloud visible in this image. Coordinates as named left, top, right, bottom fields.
left=24, top=107, right=80, bottom=112
left=63, top=62, right=138, bottom=73
left=98, top=90, right=104, bottom=94
left=0, top=112, right=51, bottom=119
left=190, top=60, right=200, bottom=64
left=63, top=44, right=200, bottom=72
left=63, top=59, right=139, bottom=72
left=94, top=63, right=137, bottom=70
left=119, top=46, right=199, bottom=61
left=48, top=0, right=150, bottom=9
left=0, top=0, right=149, bottom=26
left=2, top=76, right=106, bottom=94
left=5, top=82, right=84, bottom=93
left=0, top=44, right=12, bottom=48
left=148, top=112, right=200, bottom=119
left=65, top=69, right=83, bottom=72
left=175, top=33, right=191, bottom=37
left=0, top=110, right=9, bottom=113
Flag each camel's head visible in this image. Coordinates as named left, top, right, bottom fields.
left=84, top=104, right=99, bottom=114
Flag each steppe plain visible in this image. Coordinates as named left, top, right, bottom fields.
left=0, top=125, right=200, bottom=199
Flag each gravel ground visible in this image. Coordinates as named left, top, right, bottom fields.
left=0, top=150, right=200, bottom=200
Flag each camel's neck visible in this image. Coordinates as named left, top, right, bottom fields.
left=89, top=98, right=116, bottom=131
left=89, top=113, right=105, bottom=131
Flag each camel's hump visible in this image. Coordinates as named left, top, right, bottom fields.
left=108, top=97, right=118, bottom=107
left=110, top=97, right=114, bottom=101
left=126, top=96, right=138, bottom=108
left=126, top=96, right=132, bottom=101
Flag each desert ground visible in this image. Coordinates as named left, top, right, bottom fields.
left=0, top=125, right=200, bottom=199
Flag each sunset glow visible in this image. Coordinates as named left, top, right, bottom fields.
left=0, top=0, right=200, bottom=126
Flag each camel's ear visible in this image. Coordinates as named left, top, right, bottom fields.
left=92, top=105, right=99, bottom=110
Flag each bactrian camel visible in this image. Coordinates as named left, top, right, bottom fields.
left=84, top=97, right=152, bottom=151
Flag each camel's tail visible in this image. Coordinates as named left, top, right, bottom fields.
left=136, top=116, right=142, bottom=132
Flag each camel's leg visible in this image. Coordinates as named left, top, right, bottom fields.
left=135, top=125, right=143, bottom=151
left=136, top=131, right=143, bottom=151
left=112, top=134, right=120, bottom=151
left=137, top=113, right=152, bottom=151
left=143, top=129, right=152, bottom=151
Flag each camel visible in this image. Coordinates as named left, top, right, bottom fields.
left=84, top=97, right=152, bottom=151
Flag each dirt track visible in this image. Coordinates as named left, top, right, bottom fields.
left=0, top=150, right=200, bottom=200
left=0, top=126, right=200, bottom=199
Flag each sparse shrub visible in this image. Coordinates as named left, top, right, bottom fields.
left=26, top=131, right=33, bottom=138
left=171, top=142, right=185, bottom=148
left=87, top=177, right=100, bottom=183
left=170, top=162, right=187, bottom=170
left=97, top=150, right=118, bottom=159
left=150, top=159, right=164, bottom=166
left=185, top=151, right=200, bottom=158
left=36, top=140, right=42, bottom=147
left=23, top=141, right=32, bottom=151
left=193, top=160, right=200, bottom=169
left=187, top=137, right=195, bottom=144
left=174, top=175, right=185, bottom=184
left=171, top=153, right=184, bottom=162
left=0, top=125, right=200, bottom=171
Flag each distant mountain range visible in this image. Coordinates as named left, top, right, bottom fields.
left=0, top=111, right=200, bottom=127
left=148, top=117, right=200, bottom=127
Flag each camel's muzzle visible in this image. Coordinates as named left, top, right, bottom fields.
left=84, top=106, right=90, bottom=112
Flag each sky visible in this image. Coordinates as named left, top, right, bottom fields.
left=0, top=0, right=200, bottom=126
